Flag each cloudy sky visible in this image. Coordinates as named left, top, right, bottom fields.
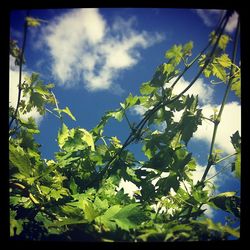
left=10, top=8, right=240, bottom=222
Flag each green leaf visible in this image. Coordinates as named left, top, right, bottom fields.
left=95, top=205, right=121, bottom=231
left=230, top=131, right=241, bottom=178
left=234, top=151, right=241, bottom=178
left=140, top=82, right=157, bottom=95
left=182, top=41, right=193, bottom=56
left=231, top=131, right=241, bottom=150
left=113, top=203, right=144, bottom=231
left=58, top=123, right=69, bottom=149
left=79, top=128, right=95, bottom=151
left=69, top=176, right=78, bottom=195
left=26, top=16, right=41, bottom=27
left=10, top=210, right=27, bottom=236
left=216, top=54, right=232, bottom=68
left=83, top=200, right=98, bottom=222
left=209, top=32, right=230, bottom=50
left=173, top=149, right=192, bottom=171
left=203, top=67, right=212, bottom=78
left=46, top=83, right=55, bottom=89
left=157, top=174, right=180, bottom=194
left=94, top=197, right=109, bottom=212
left=209, top=192, right=240, bottom=218
left=124, top=93, right=140, bottom=109
left=192, top=218, right=239, bottom=238
left=9, top=144, right=32, bottom=177
left=180, top=110, right=202, bottom=145
left=231, top=79, right=241, bottom=98
left=165, top=44, right=183, bottom=65
left=163, top=63, right=175, bottom=76
left=212, top=63, right=227, bottom=82
left=29, top=92, right=45, bottom=115
left=107, top=109, right=124, bottom=122
left=218, top=34, right=231, bottom=50
left=19, top=117, right=40, bottom=134
left=49, top=188, right=69, bottom=201
left=54, top=106, right=76, bottom=121
left=150, top=64, right=168, bottom=87
left=62, top=106, right=76, bottom=121
left=140, top=181, right=155, bottom=201
left=110, top=136, right=123, bottom=149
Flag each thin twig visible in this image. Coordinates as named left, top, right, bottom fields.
left=201, top=16, right=240, bottom=183
left=9, top=11, right=29, bottom=128
left=87, top=10, right=232, bottom=189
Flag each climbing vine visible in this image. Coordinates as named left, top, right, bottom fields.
left=9, top=10, right=240, bottom=241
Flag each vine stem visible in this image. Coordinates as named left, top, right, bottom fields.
left=201, top=17, right=240, bottom=183
left=87, top=10, right=233, bottom=188
left=204, top=161, right=234, bottom=183
left=45, top=108, right=61, bottom=119
left=9, top=11, right=29, bottom=129
left=215, top=152, right=237, bottom=165
left=133, top=11, right=231, bottom=141
left=51, top=90, right=63, bottom=124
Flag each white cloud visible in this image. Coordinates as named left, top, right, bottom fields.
left=195, top=9, right=239, bottom=34
left=131, top=77, right=214, bottom=119
left=43, top=8, right=164, bottom=92
left=9, top=56, right=43, bottom=124
left=117, top=178, right=140, bottom=199
left=168, top=76, right=214, bottom=105
left=130, top=75, right=240, bottom=155
left=130, top=105, right=148, bottom=116
left=193, top=102, right=241, bottom=154
left=196, top=9, right=222, bottom=26
left=225, top=12, right=239, bottom=33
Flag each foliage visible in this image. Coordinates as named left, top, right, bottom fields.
left=9, top=13, right=241, bottom=241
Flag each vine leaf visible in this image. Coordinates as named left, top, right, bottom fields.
left=208, top=192, right=240, bottom=218
left=216, top=54, right=232, bottom=68
left=180, top=110, right=202, bottom=145
left=26, top=17, right=41, bottom=27
left=10, top=210, right=27, bottom=236
left=157, top=174, right=180, bottom=194
left=69, top=176, right=78, bottom=195
left=113, top=203, right=144, bottom=231
left=192, top=218, right=240, bottom=238
left=212, top=63, right=227, bottom=82
left=9, top=144, right=32, bottom=177
left=165, top=44, right=182, bottom=65
left=230, top=131, right=241, bottom=178
left=58, top=123, right=69, bottom=149
left=19, top=117, right=40, bottom=134
left=140, top=82, right=157, bottom=95
left=95, top=205, right=121, bottom=231
left=209, top=31, right=231, bottom=50
left=231, top=78, right=241, bottom=98
left=83, top=200, right=98, bottom=222
left=79, top=128, right=95, bottom=151
left=54, top=106, right=76, bottom=121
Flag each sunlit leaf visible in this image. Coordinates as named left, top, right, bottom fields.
left=140, top=82, right=157, bottom=95
left=9, top=144, right=32, bottom=177
left=10, top=210, right=27, bottom=236
left=216, top=54, right=232, bottom=68
left=165, top=44, right=183, bottom=65
left=58, top=123, right=69, bottom=149
left=79, top=128, right=95, bottom=151
left=26, top=17, right=41, bottom=27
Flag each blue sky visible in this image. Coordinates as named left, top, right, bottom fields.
left=9, top=8, right=240, bottom=224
